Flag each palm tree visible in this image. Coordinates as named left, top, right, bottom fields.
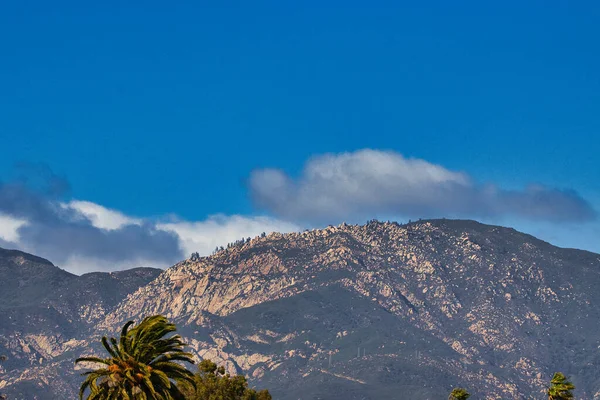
left=76, top=315, right=196, bottom=400
left=548, top=372, right=575, bottom=400
left=448, top=387, right=470, bottom=400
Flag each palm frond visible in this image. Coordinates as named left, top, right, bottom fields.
left=77, top=314, right=195, bottom=400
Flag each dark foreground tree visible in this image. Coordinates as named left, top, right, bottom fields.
left=548, top=372, right=575, bottom=400
left=183, top=359, right=271, bottom=400
left=76, top=315, right=195, bottom=399
left=448, top=387, right=470, bottom=400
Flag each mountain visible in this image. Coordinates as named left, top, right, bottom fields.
left=2, top=219, right=600, bottom=399
left=0, top=249, right=162, bottom=399
left=0, top=248, right=72, bottom=309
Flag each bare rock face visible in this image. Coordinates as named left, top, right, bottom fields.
left=2, top=219, right=600, bottom=399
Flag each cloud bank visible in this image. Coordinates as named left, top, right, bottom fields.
left=0, top=170, right=299, bottom=274
left=2, top=152, right=597, bottom=273
left=0, top=179, right=183, bottom=273
left=249, top=149, right=597, bottom=224
left=157, top=215, right=299, bottom=257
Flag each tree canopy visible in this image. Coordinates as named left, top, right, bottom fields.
left=448, top=387, right=470, bottom=400
left=183, top=359, right=271, bottom=400
left=548, top=372, right=575, bottom=400
left=76, top=315, right=196, bottom=400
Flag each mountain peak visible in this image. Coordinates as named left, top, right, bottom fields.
left=0, top=246, right=56, bottom=268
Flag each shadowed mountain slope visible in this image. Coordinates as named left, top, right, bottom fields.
left=0, top=250, right=161, bottom=399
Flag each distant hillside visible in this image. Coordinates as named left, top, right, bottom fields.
left=0, top=248, right=72, bottom=308
left=0, top=249, right=161, bottom=399
left=2, top=220, right=600, bottom=399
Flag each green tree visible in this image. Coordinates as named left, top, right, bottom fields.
left=448, top=387, right=470, bottom=400
left=183, top=359, right=271, bottom=400
left=548, top=372, right=575, bottom=400
left=76, top=315, right=195, bottom=400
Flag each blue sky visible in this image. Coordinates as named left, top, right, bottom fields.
left=0, top=1, right=599, bottom=272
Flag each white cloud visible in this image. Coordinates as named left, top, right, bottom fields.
left=158, top=214, right=301, bottom=256
left=65, top=201, right=301, bottom=257
left=0, top=213, right=28, bottom=243
left=66, top=200, right=142, bottom=230
left=58, top=254, right=168, bottom=275
left=66, top=200, right=302, bottom=260
left=1, top=199, right=301, bottom=274
left=249, top=149, right=596, bottom=224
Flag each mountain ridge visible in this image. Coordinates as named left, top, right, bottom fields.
left=2, top=219, right=600, bottom=399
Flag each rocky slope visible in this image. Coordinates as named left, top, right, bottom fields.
left=0, top=249, right=161, bottom=399
left=2, top=219, right=600, bottom=399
